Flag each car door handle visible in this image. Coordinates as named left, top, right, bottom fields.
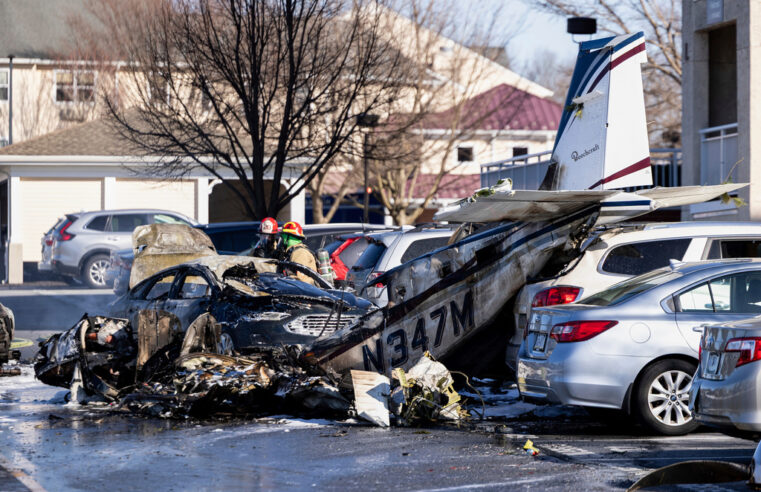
left=107, top=236, right=119, bottom=241
left=692, top=326, right=704, bottom=333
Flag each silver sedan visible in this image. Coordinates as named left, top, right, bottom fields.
left=517, top=259, right=761, bottom=435
left=691, top=316, right=761, bottom=434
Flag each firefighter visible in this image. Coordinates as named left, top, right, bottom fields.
left=251, top=217, right=284, bottom=259
left=280, top=221, right=317, bottom=285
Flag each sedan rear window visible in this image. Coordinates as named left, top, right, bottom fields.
left=601, top=238, right=691, bottom=275
left=352, top=242, right=387, bottom=271
left=581, top=269, right=682, bottom=306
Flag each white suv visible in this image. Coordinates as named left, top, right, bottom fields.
left=507, top=221, right=761, bottom=372
left=345, top=226, right=455, bottom=306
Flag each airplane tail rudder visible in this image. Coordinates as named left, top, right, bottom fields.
left=545, top=32, right=651, bottom=192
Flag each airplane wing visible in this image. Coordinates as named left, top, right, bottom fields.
left=433, top=189, right=619, bottom=223
left=635, top=183, right=746, bottom=208
left=434, top=183, right=749, bottom=224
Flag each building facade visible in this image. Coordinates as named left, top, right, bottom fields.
left=682, top=0, right=758, bottom=220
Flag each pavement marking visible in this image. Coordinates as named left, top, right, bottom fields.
left=0, top=453, right=47, bottom=492
left=0, top=289, right=114, bottom=297
left=10, top=339, right=33, bottom=349
left=419, top=474, right=559, bottom=491
left=543, top=443, right=594, bottom=456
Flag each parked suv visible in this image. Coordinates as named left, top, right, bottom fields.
left=508, top=221, right=761, bottom=372
left=40, top=209, right=196, bottom=288
left=345, top=225, right=455, bottom=305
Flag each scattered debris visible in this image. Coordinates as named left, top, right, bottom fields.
left=389, top=353, right=469, bottom=426
left=0, top=302, right=16, bottom=365
left=352, top=370, right=391, bottom=427
left=0, top=365, right=21, bottom=377
left=34, top=316, right=471, bottom=426
left=523, top=439, right=539, bottom=456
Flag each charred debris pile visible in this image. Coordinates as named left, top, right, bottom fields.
left=34, top=315, right=472, bottom=427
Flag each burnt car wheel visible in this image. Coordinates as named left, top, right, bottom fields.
left=82, top=254, right=110, bottom=288
left=634, top=359, right=698, bottom=435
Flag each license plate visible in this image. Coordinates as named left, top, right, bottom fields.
left=533, top=334, right=547, bottom=351
left=706, top=352, right=720, bottom=374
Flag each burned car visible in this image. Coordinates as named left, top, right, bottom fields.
left=108, top=255, right=374, bottom=354
left=0, top=303, right=15, bottom=364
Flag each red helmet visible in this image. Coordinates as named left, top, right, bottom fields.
left=259, top=217, right=278, bottom=235
left=281, top=221, right=305, bottom=239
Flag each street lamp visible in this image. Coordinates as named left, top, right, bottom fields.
left=356, top=113, right=379, bottom=224
left=567, top=17, right=597, bottom=42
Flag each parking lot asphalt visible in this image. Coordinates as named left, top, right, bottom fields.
left=0, top=366, right=757, bottom=492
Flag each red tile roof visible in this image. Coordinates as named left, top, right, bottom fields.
left=420, top=83, right=561, bottom=132
left=316, top=172, right=480, bottom=200
left=409, top=173, right=481, bottom=200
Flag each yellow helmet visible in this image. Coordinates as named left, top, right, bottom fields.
left=281, top=221, right=305, bottom=239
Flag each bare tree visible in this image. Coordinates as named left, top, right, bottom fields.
left=530, top=0, right=682, bottom=145
left=520, top=49, right=574, bottom=104
left=354, top=0, right=535, bottom=225
left=82, top=0, right=407, bottom=220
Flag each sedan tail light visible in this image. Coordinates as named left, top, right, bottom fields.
left=58, top=220, right=75, bottom=241
left=550, top=320, right=618, bottom=343
left=532, top=286, right=581, bottom=307
left=725, top=337, right=761, bottom=367
left=44, top=237, right=54, bottom=246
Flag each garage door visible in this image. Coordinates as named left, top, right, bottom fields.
left=20, top=178, right=102, bottom=262
left=113, top=179, right=196, bottom=221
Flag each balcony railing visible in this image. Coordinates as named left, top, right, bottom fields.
left=480, top=148, right=682, bottom=190
left=480, top=151, right=552, bottom=190
left=700, top=123, right=738, bottom=185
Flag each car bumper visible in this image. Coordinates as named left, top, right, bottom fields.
left=517, top=344, right=634, bottom=409
left=50, top=260, right=78, bottom=277
left=691, top=364, right=761, bottom=433
left=38, top=260, right=53, bottom=271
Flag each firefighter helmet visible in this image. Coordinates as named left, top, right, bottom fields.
left=281, top=221, right=305, bottom=240
left=259, top=217, right=278, bottom=235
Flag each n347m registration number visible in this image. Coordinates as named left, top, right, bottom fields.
left=361, top=291, right=474, bottom=372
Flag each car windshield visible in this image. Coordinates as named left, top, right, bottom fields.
left=352, top=241, right=387, bottom=271
left=580, top=268, right=682, bottom=306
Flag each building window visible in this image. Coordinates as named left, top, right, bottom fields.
left=513, top=146, right=528, bottom=157
left=457, top=146, right=474, bottom=162
left=55, top=70, right=96, bottom=103
left=0, top=70, right=8, bottom=101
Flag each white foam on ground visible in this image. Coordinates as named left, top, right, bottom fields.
left=463, top=380, right=582, bottom=420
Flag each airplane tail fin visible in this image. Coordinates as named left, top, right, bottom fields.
left=545, top=32, right=651, bottom=191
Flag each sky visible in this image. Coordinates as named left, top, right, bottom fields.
left=451, top=0, right=582, bottom=76
left=503, top=2, right=579, bottom=70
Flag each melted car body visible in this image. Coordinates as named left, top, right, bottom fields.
left=108, top=255, right=373, bottom=354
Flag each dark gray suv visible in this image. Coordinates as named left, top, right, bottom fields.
left=39, top=209, right=196, bottom=288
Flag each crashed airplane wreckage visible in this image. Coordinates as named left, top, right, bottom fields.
left=35, top=32, right=745, bottom=422
left=35, top=315, right=468, bottom=425
left=305, top=31, right=745, bottom=376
